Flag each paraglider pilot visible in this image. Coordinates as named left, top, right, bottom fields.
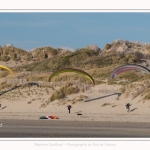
left=126, top=103, right=132, bottom=112
left=67, top=105, right=72, bottom=113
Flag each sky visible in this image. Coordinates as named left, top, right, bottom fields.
left=0, top=12, right=150, bottom=51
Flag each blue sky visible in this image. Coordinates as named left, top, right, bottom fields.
left=0, top=12, right=150, bottom=50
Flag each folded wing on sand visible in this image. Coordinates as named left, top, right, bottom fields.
left=39, top=116, right=59, bottom=119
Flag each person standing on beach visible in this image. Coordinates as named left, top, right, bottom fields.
left=67, top=105, right=72, bottom=113
left=126, top=103, right=132, bottom=112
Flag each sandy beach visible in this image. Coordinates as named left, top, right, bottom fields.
left=0, top=83, right=150, bottom=123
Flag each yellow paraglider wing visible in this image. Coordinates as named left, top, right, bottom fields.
left=0, top=65, right=14, bottom=74
left=49, top=68, right=95, bottom=85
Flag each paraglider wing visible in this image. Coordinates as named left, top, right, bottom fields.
left=110, top=64, right=150, bottom=79
left=0, top=65, right=14, bottom=74
left=49, top=68, right=95, bottom=85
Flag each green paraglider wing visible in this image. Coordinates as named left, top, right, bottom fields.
left=49, top=68, right=95, bottom=85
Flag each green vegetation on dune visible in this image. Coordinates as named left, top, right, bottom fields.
left=1, top=43, right=150, bottom=102
left=11, top=48, right=140, bottom=72
left=40, top=82, right=80, bottom=107
left=0, top=46, right=31, bottom=62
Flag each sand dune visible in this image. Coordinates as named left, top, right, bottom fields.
left=1, top=83, right=150, bottom=122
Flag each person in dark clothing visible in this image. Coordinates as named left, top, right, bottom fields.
left=126, top=103, right=132, bottom=112
left=67, top=105, right=72, bottom=113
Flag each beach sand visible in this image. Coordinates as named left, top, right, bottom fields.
left=0, top=83, right=150, bottom=123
